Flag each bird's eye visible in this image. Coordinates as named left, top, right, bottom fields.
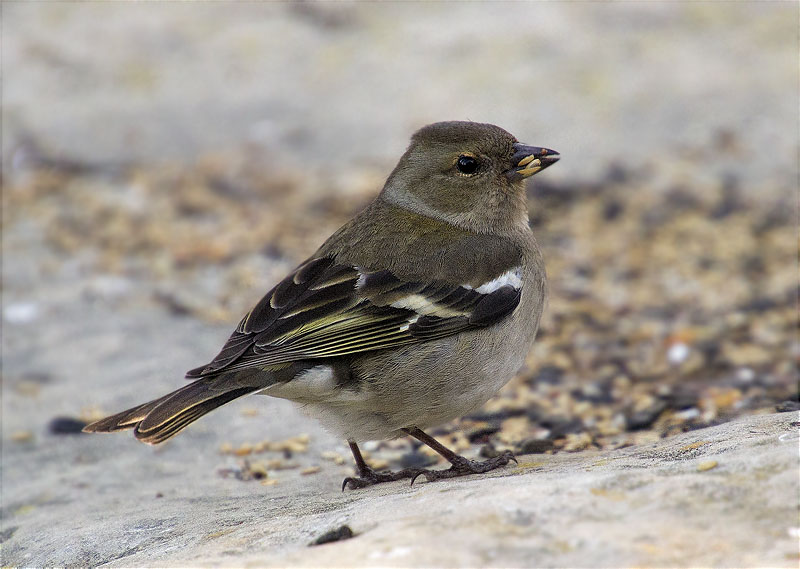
left=456, top=155, right=480, bottom=175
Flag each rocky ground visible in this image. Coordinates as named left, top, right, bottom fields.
left=2, top=3, right=798, bottom=567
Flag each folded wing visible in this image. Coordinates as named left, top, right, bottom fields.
left=186, top=257, right=522, bottom=378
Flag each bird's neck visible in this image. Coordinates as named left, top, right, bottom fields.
left=379, top=189, right=530, bottom=238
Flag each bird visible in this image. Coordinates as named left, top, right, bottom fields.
left=84, top=121, right=560, bottom=489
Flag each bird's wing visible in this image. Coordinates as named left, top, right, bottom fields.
left=186, top=256, right=522, bottom=378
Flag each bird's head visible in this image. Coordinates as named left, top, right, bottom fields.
left=380, top=121, right=559, bottom=234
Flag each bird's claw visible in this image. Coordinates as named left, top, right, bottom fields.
left=341, top=467, right=425, bottom=491
left=409, top=450, right=517, bottom=485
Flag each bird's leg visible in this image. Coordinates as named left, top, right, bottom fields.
left=402, top=426, right=517, bottom=485
left=341, top=440, right=424, bottom=491
left=341, top=428, right=517, bottom=490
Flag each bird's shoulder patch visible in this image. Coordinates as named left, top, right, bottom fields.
left=464, top=266, right=523, bottom=294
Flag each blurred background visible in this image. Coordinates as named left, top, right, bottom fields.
left=3, top=0, right=798, bottom=541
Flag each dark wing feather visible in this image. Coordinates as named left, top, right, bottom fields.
left=186, top=257, right=522, bottom=379
left=469, top=286, right=521, bottom=326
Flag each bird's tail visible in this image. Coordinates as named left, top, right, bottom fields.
left=83, top=376, right=264, bottom=445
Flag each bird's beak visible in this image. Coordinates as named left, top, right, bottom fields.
left=506, top=143, right=560, bottom=181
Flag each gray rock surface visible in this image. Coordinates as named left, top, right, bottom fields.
left=4, top=384, right=798, bottom=567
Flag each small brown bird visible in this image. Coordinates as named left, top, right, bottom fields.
left=84, top=121, right=560, bottom=489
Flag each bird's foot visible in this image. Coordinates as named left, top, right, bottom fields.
left=410, top=450, right=517, bottom=485
left=342, top=466, right=425, bottom=491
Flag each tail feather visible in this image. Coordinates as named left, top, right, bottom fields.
left=83, top=397, right=168, bottom=433
left=82, top=378, right=264, bottom=444
left=134, top=385, right=258, bottom=444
